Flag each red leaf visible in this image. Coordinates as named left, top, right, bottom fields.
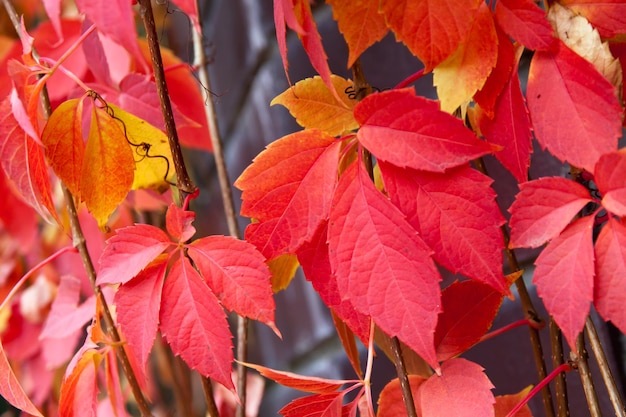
left=97, top=224, right=172, bottom=285
left=166, top=203, right=196, bottom=242
left=417, top=358, right=495, bottom=417
left=0, top=341, right=44, bottom=417
left=40, top=276, right=96, bottom=339
left=434, top=281, right=503, bottom=362
left=494, top=0, right=556, bottom=51
left=115, top=260, right=166, bottom=383
left=354, top=89, right=492, bottom=173
left=533, top=216, right=594, bottom=349
left=59, top=349, right=102, bottom=417
left=235, top=131, right=340, bottom=260
left=0, top=167, right=37, bottom=251
left=527, top=40, right=622, bottom=173
left=595, top=150, right=626, bottom=216
left=378, top=376, right=426, bottom=417
left=279, top=392, right=345, bottom=417
left=478, top=47, right=533, bottom=184
left=328, top=162, right=441, bottom=370
left=594, top=217, right=626, bottom=334
left=187, top=235, right=278, bottom=334
left=241, top=362, right=351, bottom=393
left=380, top=0, right=481, bottom=70
left=160, top=256, right=234, bottom=390
left=381, top=163, right=508, bottom=293
left=560, top=0, right=626, bottom=38
left=509, top=177, right=593, bottom=249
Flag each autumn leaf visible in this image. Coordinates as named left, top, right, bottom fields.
left=271, top=75, right=357, bottom=136
left=560, top=0, right=626, bottom=38
left=494, top=386, right=534, bottom=417
left=268, top=254, right=299, bottom=292
left=241, top=361, right=353, bottom=393
left=40, top=276, right=96, bottom=340
left=327, top=0, right=388, bottom=68
left=377, top=376, right=426, bottom=417
left=279, top=392, right=345, bottom=417
left=236, top=131, right=340, bottom=260
left=354, top=88, right=492, bottom=172
left=417, top=358, right=495, bottom=417
left=160, top=256, right=234, bottom=390
left=526, top=40, right=622, bottom=173
left=59, top=349, right=102, bottom=417
left=165, top=202, right=196, bottom=242
left=508, top=177, right=593, bottom=249
left=380, top=162, right=508, bottom=294
left=595, top=150, right=626, bottom=216
left=0, top=341, right=44, bottom=417
left=380, top=0, right=481, bottom=70
left=494, top=0, right=556, bottom=51
left=328, top=162, right=442, bottom=370
left=433, top=2, right=498, bottom=113
left=533, top=216, right=594, bottom=349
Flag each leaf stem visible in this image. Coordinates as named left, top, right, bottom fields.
left=585, top=317, right=626, bottom=417
left=364, top=320, right=376, bottom=417
left=394, top=68, right=425, bottom=90
left=505, top=363, right=571, bottom=417
left=136, top=0, right=197, bottom=198
left=574, top=332, right=602, bottom=416
left=479, top=317, right=544, bottom=343
left=550, top=318, right=570, bottom=417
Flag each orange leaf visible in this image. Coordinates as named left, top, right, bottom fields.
left=433, top=3, right=498, bottom=113
left=59, top=349, right=103, bottom=417
left=560, top=0, right=626, bottom=38
left=327, top=0, right=388, bottom=68
left=271, top=75, right=357, bottom=136
left=381, top=0, right=481, bottom=70
left=494, top=386, right=534, bottom=417
left=378, top=376, right=426, bottom=417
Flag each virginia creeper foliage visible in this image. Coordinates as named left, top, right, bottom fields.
left=0, top=0, right=625, bottom=416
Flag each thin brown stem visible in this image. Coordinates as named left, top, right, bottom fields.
left=550, top=318, right=569, bottom=417
left=585, top=317, right=626, bottom=417
left=137, top=0, right=197, bottom=198
left=574, top=332, right=602, bottom=417
left=201, top=377, right=221, bottom=417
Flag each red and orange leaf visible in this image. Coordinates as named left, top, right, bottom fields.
left=595, top=150, right=626, bottom=217
left=0, top=98, right=57, bottom=222
left=187, top=235, right=278, bottom=334
left=377, top=376, right=426, bottom=417
left=97, top=224, right=171, bottom=285
left=527, top=40, right=622, bottom=173
left=533, top=216, right=594, bottom=349
left=433, top=3, right=498, bottom=113
left=59, top=349, right=102, bottom=417
left=327, top=0, right=388, bottom=68
left=160, top=256, right=234, bottom=390
left=236, top=131, right=340, bottom=260
left=279, top=392, right=345, bottom=417
left=355, top=89, right=492, bottom=172
left=434, top=280, right=503, bottom=362
left=271, top=75, right=357, bottom=136
left=115, top=260, right=166, bottom=383
left=494, top=386, right=534, bottom=417
left=328, top=162, right=442, bottom=370
left=594, top=217, right=626, bottom=335
left=81, top=104, right=135, bottom=228
left=242, top=361, right=351, bottom=393
left=494, top=0, right=556, bottom=51
left=560, top=0, right=626, bottom=38
left=41, top=98, right=84, bottom=197
left=380, top=0, right=481, bottom=71
left=478, top=47, right=533, bottom=184
left=381, top=163, right=508, bottom=293
left=0, top=341, right=44, bottom=417
left=166, top=203, right=196, bottom=242
left=417, top=358, right=495, bottom=417
left=509, top=177, right=593, bottom=249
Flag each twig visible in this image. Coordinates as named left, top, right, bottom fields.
left=574, top=332, right=602, bottom=417
left=201, top=377, right=220, bottom=417
left=585, top=317, right=626, bottom=417
left=192, top=15, right=247, bottom=417
left=550, top=319, right=570, bottom=417
left=136, top=0, right=197, bottom=199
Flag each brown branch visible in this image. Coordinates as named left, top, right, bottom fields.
left=137, top=0, right=197, bottom=198
left=550, top=318, right=570, bottom=417
left=201, top=377, right=221, bottom=417
left=573, top=332, right=602, bottom=417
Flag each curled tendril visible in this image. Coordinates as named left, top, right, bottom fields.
left=344, top=85, right=385, bottom=100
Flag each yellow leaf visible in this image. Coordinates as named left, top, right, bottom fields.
left=271, top=75, right=358, bottom=136
left=105, top=103, right=176, bottom=192
left=268, top=254, right=299, bottom=292
left=81, top=104, right=135, bottom=228
left=433, top=3, right=498, bottom=113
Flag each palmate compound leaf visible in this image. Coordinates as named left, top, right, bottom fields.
left=594, top=217, right=626, bottom=335
left=494, top=0, right=556, bottom=51
left=326, top=0, right=388, bottom=68
left=380, top=162, right=508, bottom=294
left=328, top=161, right=442, bottom=370
left=433, top=2, right=498, bottom=114
left=380, top=0, right=481, bottom=71
left=354, top=88, right=492, bottom=173
left=417, top=358, right=495, bottom=417
left=160, top=255, right=234, bottom=391
left=271, top=75, right=358, bottom=137
left=509, top=177, right=593, bottom=249
left=0, top=342, right=44, bottom=417
left=235, top=130, right=340, bottom=260
left=526, top=40, right=622, bottom=173
left=594, top=149, right=626, bottom=217
left=534, top=216, right=595, bottom=349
